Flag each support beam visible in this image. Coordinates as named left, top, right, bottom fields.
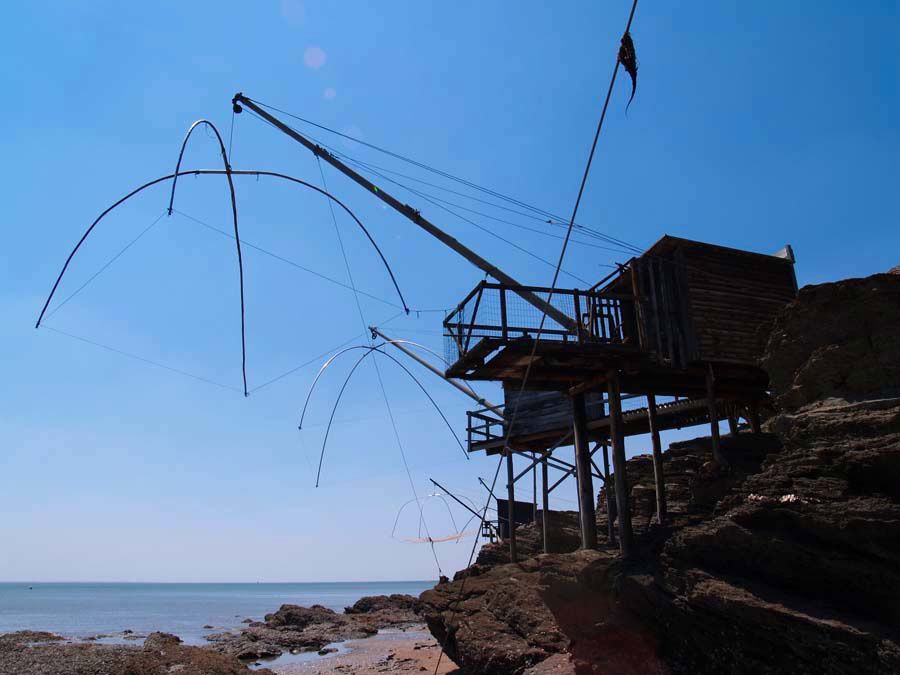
left=541, top=457, right=550, bottom=554
left=646, top=394, right=667, bottom=526
left=706, top=368, right=726, bottom=466
left=511, top=448, right=601, bottom=484
left=505, top=450, right=518, bottom=563
left=532, top=452, right=538, bottom=525
left=572, top=392, right=598, bottom=550
left=608, top=371, right=633, bottom=559
left=429, top=477, right=498, bottom=539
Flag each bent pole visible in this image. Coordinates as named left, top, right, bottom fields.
left=370, top=326, right=502, bottom=414
left=233, top=94, right=578, bottom=332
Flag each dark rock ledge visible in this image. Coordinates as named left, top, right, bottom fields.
left=421, top=269, right=900, bottom=674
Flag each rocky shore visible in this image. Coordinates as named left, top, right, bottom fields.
left=206, top=593, right=423, bottom=661
left=421, top=269, right=900, bottom=674
left=0, top=594, right=447, bottom=675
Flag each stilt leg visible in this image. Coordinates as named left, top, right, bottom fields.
left=608, top=371, right=633, bottom=559
left=647, top=394, right=667, bottom=526
left=706, top=368, right=726, bottom=466
left=541, top=457, right=550, bottom=553
left=572, top=392, right=598, bottom=550
left=506, top=449, right=517, bottom=563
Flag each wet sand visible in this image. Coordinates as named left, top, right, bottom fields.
left=269, top=627, right=458, bottom=675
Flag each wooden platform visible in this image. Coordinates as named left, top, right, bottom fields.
left=447, top=336, right=769, bottom=398
left=470, top=396, right=722, bottom=454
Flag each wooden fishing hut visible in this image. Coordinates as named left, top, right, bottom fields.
left=444, top=235, right=798, bottom=559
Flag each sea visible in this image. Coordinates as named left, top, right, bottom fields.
left=0, top=581, right=435, bottom=645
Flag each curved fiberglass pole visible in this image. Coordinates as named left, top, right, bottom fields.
left=35, top=169, right=409, bottom=385
left=310, top=344, right=468, bottom=486
left=168, top=120, right=247, bottom=395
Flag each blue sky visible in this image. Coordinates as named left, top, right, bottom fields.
left=1, top=1, right=898, bottom=582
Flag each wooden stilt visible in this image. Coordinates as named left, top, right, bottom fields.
left=597, top=397, right=616, bottom=545
left=749, top=401, right=762, bottom=434
left=607, top=371, right=633, bottom=559
left=706, top=368, right=726, bottom=466
left=727, top=404, right=739, bottom=435
left=541, top=457, right=550, bottom=554
left=532, top=451, right=538, bottom=525
left=572, top=392, right=598, bottom=550
left=506, top=449, right=517, bottom=563
left=646, top=394, right=667, bottom=526
left=602, top=443, right=616, bottom=545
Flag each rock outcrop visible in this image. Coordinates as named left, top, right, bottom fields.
left=761, top=270, right=900, bottom=410
left=0, top=630, right=272, bottom=675
left=207, top=595, right=424, bottom=661
left=344, top=593, right=423, bottom=630
left=207, top=603, right=374, bottom=660
left=422, top=269, right=900, bottom=674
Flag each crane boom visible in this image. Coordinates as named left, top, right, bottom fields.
left=233, top=94, right=578, bottom=332
left=370, top=326, right=501, bottom=414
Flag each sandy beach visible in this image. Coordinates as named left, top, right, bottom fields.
left=269, top=627, right=458, bottom=675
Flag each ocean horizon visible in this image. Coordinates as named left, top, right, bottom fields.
left=0, top=580, right=436, bottom=644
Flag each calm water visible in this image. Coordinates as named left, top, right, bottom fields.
left=0, top=581, right=434, bottom=644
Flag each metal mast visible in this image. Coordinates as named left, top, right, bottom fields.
left=233, top=94, right=578, bottom=332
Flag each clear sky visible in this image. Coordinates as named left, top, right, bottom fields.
left=1, top=2, right=898, bottom=582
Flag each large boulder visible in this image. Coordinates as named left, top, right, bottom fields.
left=344, top=593, right=421, bottom=615
left=761, top=270, right=900, bottom=410
left=421, top=550, right=665, bottom=675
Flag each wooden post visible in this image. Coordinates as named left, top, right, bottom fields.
left=608, top=371, right=633, bottom=559
left=598, top=397, right=616, bottom=545
left=749, top=401, right=762, bottom=434
left=646, top=394, right=667, bottom=526
left=727, top=403, right=739, bottom=435
left=572, top=392, right=598, bottom=550
left=541, top=457, right=550, bottom=553
left=506, top=449, right=517, bottom=563
left=706, top=368, right=726, bottom=466
left=602, top=443, right=616, bottom=545
left=532, top=452, right=538, bottom=525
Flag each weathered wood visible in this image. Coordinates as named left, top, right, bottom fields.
left=572, top=392, right=598, bottom=550
left=749, top=400, right=762, bottom=434
left=608, top=372, right=633, bottom=558
left=727, top=408, right=739, bottom=435
left=706, top=368, right=726, bottom=466
left=602, top=442, right=616, bottom=545
left=506, top=449, right=517, bottom=563
left=647, top=394, right=667, bottom=526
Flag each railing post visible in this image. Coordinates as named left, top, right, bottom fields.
left=573, top=290, right=583, bottom=343
left=463, top=283, right=485, bottom=355
left=499, top=285, right=508, bottom=340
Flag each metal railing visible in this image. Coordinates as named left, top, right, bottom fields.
left=444, top=282, right=634, bottom=365
left=467, top=407, right=505, bottom=450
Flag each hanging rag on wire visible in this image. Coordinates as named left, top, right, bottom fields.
left=618, top=31, right=638, bottom=112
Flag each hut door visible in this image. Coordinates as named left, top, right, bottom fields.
left=634, top=257, right=693, bottom=368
